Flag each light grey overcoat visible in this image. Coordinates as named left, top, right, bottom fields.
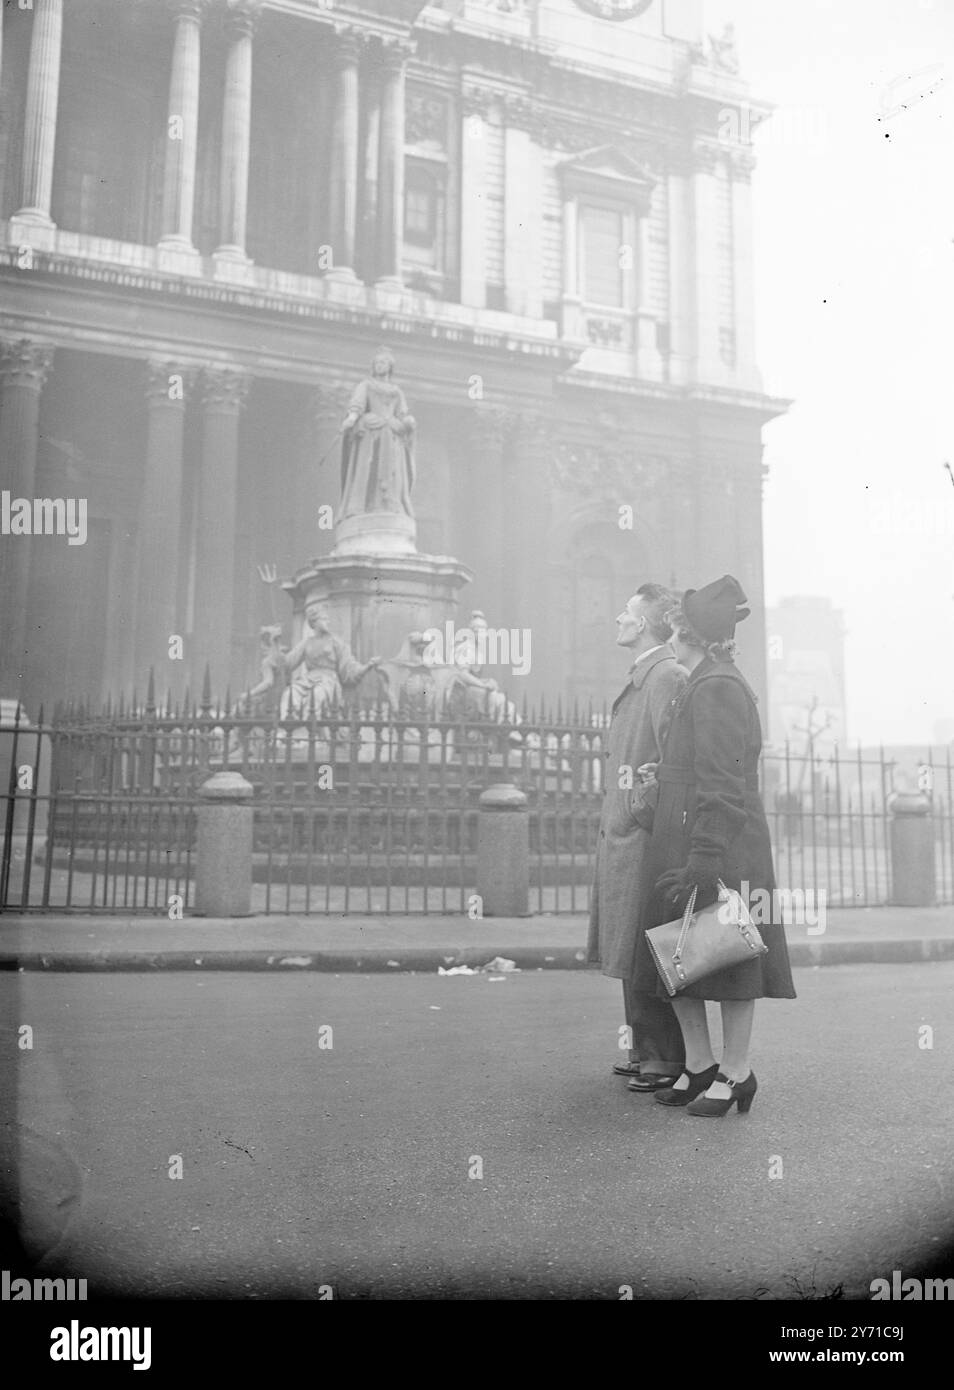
left=586, top=646, right=687, bottom=979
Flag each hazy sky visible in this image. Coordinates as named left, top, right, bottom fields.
left=707, top=0, right=954, bottom=746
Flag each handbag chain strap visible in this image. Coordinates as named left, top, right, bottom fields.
left=671, top=886, right=698, bottom=967
left=671, top=879, right=731, bottom=967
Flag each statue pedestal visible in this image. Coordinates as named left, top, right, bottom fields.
left=333, top=511, right=416, bottom=557
left=284, top=551, right=473, bottom=663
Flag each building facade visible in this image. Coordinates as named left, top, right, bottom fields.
left=0, top=0, right=785, bottom=714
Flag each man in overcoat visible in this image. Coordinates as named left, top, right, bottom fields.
left=586, top=583, right=688, bottom=1088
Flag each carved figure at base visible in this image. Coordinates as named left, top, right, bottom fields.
left=450, top=610, right=520, bottom=724
left=380, top=631, right=461, bottom=716
left=279, top=602, right=381, bottom=719
left=237, top=624, right=287, bottom=714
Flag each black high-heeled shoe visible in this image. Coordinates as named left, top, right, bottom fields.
left=686, top=1070, right=757, bottom=1117
left=653, top=1063, right=720, bottom=1107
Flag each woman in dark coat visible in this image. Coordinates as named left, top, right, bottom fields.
left=630, top=576, right=795, bottom=1116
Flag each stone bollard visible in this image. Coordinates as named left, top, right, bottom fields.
left=477, top=783, right=529, bottom=917
left=195, top=771, right=254, bottom=917
left=888, top=791, right=935, bottom=907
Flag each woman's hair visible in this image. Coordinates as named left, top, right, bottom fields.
left=666, top=598, right=737, bottom=663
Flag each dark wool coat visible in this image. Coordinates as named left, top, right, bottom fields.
left=586, top=647, right=687, bottom=979
left=630, top=657, right=797, bottom=1001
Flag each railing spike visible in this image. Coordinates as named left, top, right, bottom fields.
left=146, top=667, right=156, bottom=713
left=201, top=664, right=212, bottom=713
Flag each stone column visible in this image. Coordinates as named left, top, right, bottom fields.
left=730, top=148, right=760, bottom=391
left=135, top=362, right=191, bottom=695
left=310, top=382, right=352, bottom=567
left=503, top=111, right=542, bottom=317
left=326, top=30, right=361, bottom=281
left=636, top=209, right=663, bottom=380
left=193, top=367, right=249, bottom=697
left=462, top=406, right=514, bottom=617
left=508, top=413, right=550, bottom=626
left=691, top=143, right=726, bottom=385
left=13, top=0, right=64, bottom=230
left=561, top=194, right=584, bottom=340
left=459, top=93, right=488, bottom=308
left=666, top=157, right=693, bottom=387
left=375, top=38, right=410, bottom=289
left=0, top=340, right=54, bottom=698
left=214, top=0, right=262, bottom=267
left=665, top=459, right=696, bottom=591
left=159, top=0, right=206, bottom=255
left=359, top=60, right=382, bottom=280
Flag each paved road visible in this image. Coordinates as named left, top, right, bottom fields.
left=2, top=965, right=953, bottom=1299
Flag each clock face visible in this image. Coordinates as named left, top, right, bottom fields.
left=572, top=0, right=654, bottom=20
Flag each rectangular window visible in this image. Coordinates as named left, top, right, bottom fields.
left=581, top=204, right=623, bottom=308
left=405, top=169, right=437, bottom=247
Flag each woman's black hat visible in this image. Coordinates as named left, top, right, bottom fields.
left=684, top=575, right=751, bottom=641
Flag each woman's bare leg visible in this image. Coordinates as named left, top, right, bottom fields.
left=705, top=999, right=756, bottom=1098
left=669, top=998, right=716, bottom=1089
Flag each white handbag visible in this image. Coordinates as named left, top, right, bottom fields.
left=646, top=880, right=769, bottom=997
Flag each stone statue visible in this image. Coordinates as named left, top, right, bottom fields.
left=339, top=347, right=416, bottom=521
left=450, top=610, right=519, bottom=723
left=379, top=631, right=460, bottom=717
left=708, top=22, right=739, bottom=74
left=275, top=602, right=381, bottom=718
left=238, top=623, right=287, bottom=713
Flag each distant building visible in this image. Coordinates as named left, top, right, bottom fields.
left=0, top=0, right=784, bottom=712
left=766, top=595, right=847, bottom=750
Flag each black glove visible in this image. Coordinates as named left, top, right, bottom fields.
left=655, top=857, right=722, bottom=913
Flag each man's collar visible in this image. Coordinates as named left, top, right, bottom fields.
left=629, top=643, right=667, bottom=671
left=616, top=642, right=675, bottom=698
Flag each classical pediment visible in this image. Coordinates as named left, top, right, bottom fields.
left=557, top=145, right=656, bottom=207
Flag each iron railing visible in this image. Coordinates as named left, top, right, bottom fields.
left=2, top=695, right=952, bottom=915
